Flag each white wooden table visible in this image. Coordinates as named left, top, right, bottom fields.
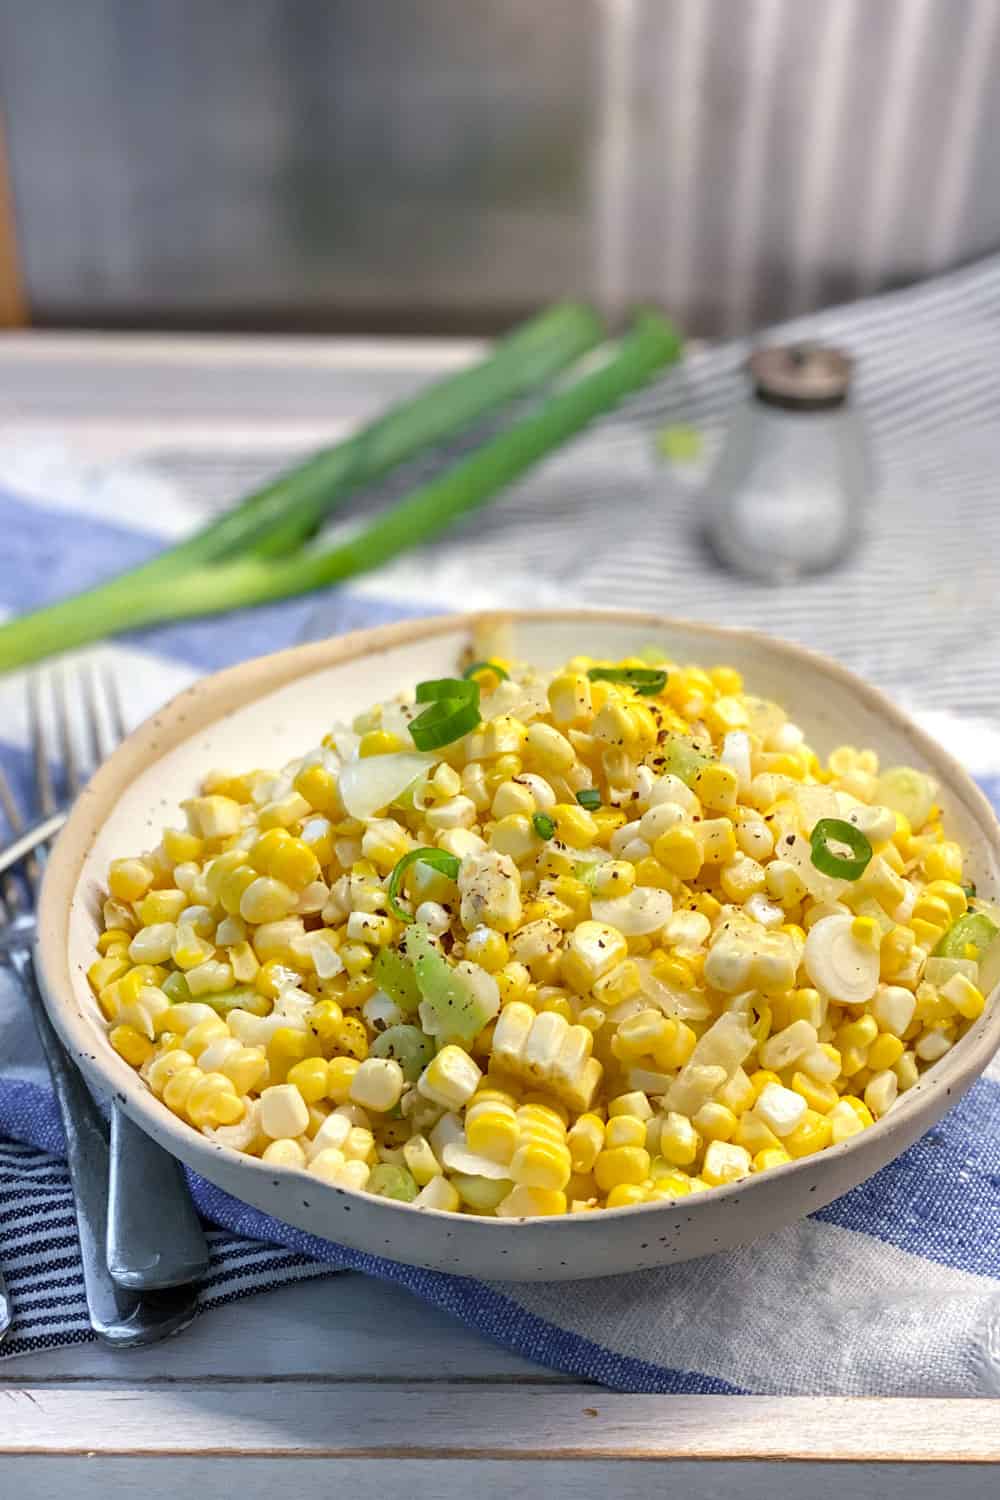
left=1, top=332, right=997, bottom=1494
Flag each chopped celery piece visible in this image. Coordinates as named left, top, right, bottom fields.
left=202, top=987, right=269, bottom=1017
left=662, top=737, right=714, bottom=788
left=370, top=1024, right=435, bottom=1081
left=450, top=1174, right=513, bottom=1213
left=404, top=923, right=494, bottom=1045
left=371, top=946, right=422, bottom=1013
left=367, top=1164, right=419, bottom=1202
left=933, top=911, right=998, bottom=960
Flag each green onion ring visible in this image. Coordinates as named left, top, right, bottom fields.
left=575, top=788, right=602, bottom=810
left=387, top=847, right=461, bottom=921
left=532, top=812, right=556, bottom=840
left=809, top=818, right=874, bottom=881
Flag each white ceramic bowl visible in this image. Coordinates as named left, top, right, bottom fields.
left=37, top=611, right=1000, bottom=1280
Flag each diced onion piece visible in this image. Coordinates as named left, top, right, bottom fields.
left=591, top=886, right=673, bottom=936
left=441, top=1143, right=512, bottom=1180
left=803, top=913, right=879, bottom=1005
left=339, top=751, right=432, bottom=820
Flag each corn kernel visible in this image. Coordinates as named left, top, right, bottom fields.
left=594, top=1145, right=650, bottom=1191
left=495, top=1184, right=567, bottom=1217
left=109, top=1024, right=154, bottom=1068
left=653, top=826, right=703, bottom=880
left=108, top=858, right=155, bottom=902
left=783, top=1109, right=833, bottom=1158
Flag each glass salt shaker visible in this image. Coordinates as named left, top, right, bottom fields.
left=704, top=344, right=871, bottom=582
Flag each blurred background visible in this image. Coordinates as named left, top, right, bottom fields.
left=2, top=0, right=1000, bottom=336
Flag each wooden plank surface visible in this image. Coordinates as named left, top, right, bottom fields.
left=2, top=1386, right=998, bottom=1462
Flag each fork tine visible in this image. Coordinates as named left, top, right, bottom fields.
left=0, top=764, right=25, bottom=909
left=54, top=669, right=81, bottom=799
left=80, top=660, right=109, bottom=766
left=102, top=665, right=127, bottom=746
left=28, top=674, right=57, bottom=816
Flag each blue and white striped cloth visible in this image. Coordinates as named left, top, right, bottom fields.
left=2, top=256, right=1000, bottom=1390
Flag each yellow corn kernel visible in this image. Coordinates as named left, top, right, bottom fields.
left=510, top=1137, right=572, bottom=1192
left=589, top=863, right=634, bottom=903
left=339, top=942, right=374, bottom=978
left=466, top=1104, right=519, bottom=1165
left=732, top=1113, right=782, bottom=1155
left=783, top=1109, right=833, bottom=1158
left=289, top=764, right=339, bottom=815
left=88, top=954, right=132, bottom=996
left=163, top=827, right=204, bottom=865
left=851, top=916, right=883, bottom=952
left=941, top=972, right=986, bottom=1020
left=708, top=665, right=743, bottom=696
left=326, top=1055, right=360, bottom=1103
left=631, top=857, right=675, bottom=892
left=357, top=729, right=403, bottom=758
left=836, top=1014, right=878, bottom=1052
left=186, top=1073, right=245, bottom=1128
left=605, top=1183, right=648, bottom=1208
left=914, top=985, right=954, bottom=1025
left=922, top=841, right=963, bottom=884
left=108, top=858, right=155, bottom=903
left=911, top=917, right=947, bottom=950
left=252, top=959, right=303, bottom=1000
left=591, top=808, right=627, bottom=845
left=523, top=721, right=576, bottom=773
left=604, top=1115, right=647, bottom=1150
left=880, top=924, right=915, bottom=980
left=491, top=962, right=529, bottom=1007
left=547, top=672, right=593, bottom=726
left=109, top=1024, right=154, bottom=1068
left=653, top=1018, right=697, bottom=1071
left=652, top=826, right=704, bottom=879
left=496, top=1185, right=567, bottom=1217
left=561, top=921, right=628, bottom=993
left=267, top=1027, right=321, bottom=1085
left=658, top=1111, right=700, bottom=1167
left=753, top=1146, right=791, bottom=1173
left=566, top=1114, right=605, bottom=1173
left=549, top=804, right=597, bottom=849
left=787, top=988, right=824, bottom=1028
left=330, top=1015, right=369, bottom=1061
left=219, top=1046, right=267, bottom=1095
left=161, top=1064, right=202, bottom=1115
left=691, top=1102, right=738, bottom=1143
left=842, top=1094, right=875, bottom=1127
left=285, top=1055, right=331, bottom=1104
left=693, top=763, right=739, bottom=815
left=138, top=889, right=188, bottom=926
left=594, top=1145, right=651, bottom=1192
left=610, top=1007, right=667, bottom=1062
left=96, top=929, right=131, bottom=957
left=912, top=892, right=954, bottom=931
left=790, top=1071, right=839, bottom=1114
left=749, top=1068, right=783, bottom=1099
left=867, top=1033, right=905, bottom=1071
left=923, top=881, right=967, bottom=922
left=183, top=1016, right=230, bottom=1055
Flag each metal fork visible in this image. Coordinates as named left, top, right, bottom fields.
left=0, top=666, right=207, bottom=1345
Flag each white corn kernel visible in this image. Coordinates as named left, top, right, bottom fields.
left=259, top=1084, right=310, bottom=1140
left=754, top=1082, right=808, bottom=1138
left=349, top=1057, right=405, bottom=1113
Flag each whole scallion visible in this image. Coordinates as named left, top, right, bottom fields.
left=0, top=307, right=681, bottom=670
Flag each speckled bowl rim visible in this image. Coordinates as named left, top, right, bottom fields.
left=36, top=609, right=1000, bottom=1240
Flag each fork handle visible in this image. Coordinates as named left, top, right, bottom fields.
left=108, top=1104, right=209, bottom=1290
left=13, top=949, right=197, bottom=1346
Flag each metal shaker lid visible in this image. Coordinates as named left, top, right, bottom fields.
left=749, top=343, right=853, bottom=410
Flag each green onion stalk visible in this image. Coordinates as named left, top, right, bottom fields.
left=0, top=307, right=680, bottom=670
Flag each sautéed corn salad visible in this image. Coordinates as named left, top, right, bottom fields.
left=90, top=652, right=997, bottom=1218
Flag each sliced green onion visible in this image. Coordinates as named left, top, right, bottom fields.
left=576, top=788, right=602, bottom=810
left=463, top=660, right=509, bottom=683
left=409, top=695, right=481, bottom=751
left=386, top=847, right=461, bottom=921
left=532, top=812, right=555, bottom=840
left=370, top=1025, right=435, bottom=1081
left=371, top=946, right=422, bottom=1011
left=587, top=666, right=667, bottom=695
left=415, top=676, right=479, bottom=704
left=933, top=911, right=998, bottom=960
left=809, top=818, right=874, bottom=881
